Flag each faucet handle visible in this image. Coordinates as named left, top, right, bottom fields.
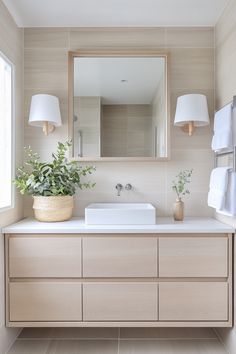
left=125, top=183, right=133, bottom=191
left=115, top=183, right=123, bottom=196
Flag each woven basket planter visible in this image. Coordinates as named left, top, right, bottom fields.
left=33, top=196, right=74, bottom=222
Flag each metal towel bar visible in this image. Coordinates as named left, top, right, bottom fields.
left=214, top=146, right=236, bottom=172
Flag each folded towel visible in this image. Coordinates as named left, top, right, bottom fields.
left=217, top=171, right=236, bottom=216
left=214, top=104, right=232, bottom=131
left=211, top=103, right=233, bottom=151
left=208, top=167, right=230, bottom=210
left=212, top=131, right=232, bottom=152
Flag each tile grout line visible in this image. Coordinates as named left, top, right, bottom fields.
left=118, top=328, right=120, bottom=354
left=116, top=338, right=219, bottom=341
left=17, top=337, right=220, bottom=341
left=18, top=337, right=119, bottom=341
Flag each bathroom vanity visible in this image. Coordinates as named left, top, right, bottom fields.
left=3, top=217, right=234, bottom=328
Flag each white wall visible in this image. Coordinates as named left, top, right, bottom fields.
left=0, top=0, right=24, bottom=353
left=23, top=27, right=215, bottom=218
left=215, top=0, right=236, bottom=352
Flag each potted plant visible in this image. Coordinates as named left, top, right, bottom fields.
left=14, top=141, right=95, bottom=222
left=172, top=169, right=193, bottom=221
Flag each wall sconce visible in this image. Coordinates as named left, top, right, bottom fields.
left=28, top=94, right=62, bottom=135
left=174, top=94, right=209, bottom=136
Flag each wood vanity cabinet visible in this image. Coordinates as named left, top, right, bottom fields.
left=5, top=233, right=232, bottom=327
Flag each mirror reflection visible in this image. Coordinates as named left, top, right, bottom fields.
left=73, top=55, right=168, bottom=159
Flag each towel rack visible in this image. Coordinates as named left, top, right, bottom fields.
left=214, top=96, right=236, bottom=172
left=214, top=95, right=236, bottom=171
left=214, top=147, right=236, bottom=172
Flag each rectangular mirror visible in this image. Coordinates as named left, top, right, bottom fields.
left=68, top=51, right=170, bottom=161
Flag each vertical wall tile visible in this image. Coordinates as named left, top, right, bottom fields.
left=24, top=28, right=69, bottom=49
left=170, top=48, right=214, bottom=90
left=69, top=28, right=165, bottom=50
left=166, top=27, right=214, bottom=48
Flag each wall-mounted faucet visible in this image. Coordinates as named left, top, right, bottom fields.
left=115, top=183, right=133, bottom=196
left=115, top=183, right=123, bottom=196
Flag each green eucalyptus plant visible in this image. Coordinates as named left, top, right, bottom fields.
left=172, top=169, right=193, bottom=200
left=14, top=141, right=95, bottom=196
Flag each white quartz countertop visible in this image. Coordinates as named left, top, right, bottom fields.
left=2, top=217, right=235, bottom=234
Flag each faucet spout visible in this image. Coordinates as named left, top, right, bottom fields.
left=115, top=183, right=123, bottom=196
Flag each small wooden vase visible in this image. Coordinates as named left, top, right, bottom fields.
left=173, top=198, right=184, bottom=221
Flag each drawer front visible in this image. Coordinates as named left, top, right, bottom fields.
left=83, top=283, right=158, bottom=321
left=83, top=237, right=157, bottom=277
left=9, top=236, right=82, bottom=278
left=9, top=282, right=82, bottom=321
left=159, top=282, right=228, bottom=321
left=159, top=237, right=228, bottom=277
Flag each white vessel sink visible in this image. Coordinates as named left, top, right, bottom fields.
left=85, top=203, right=156, bottom=225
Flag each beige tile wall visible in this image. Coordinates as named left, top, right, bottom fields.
left=23, top=27, right=214, bottom=217
left=215, top=0, right=236, bottom=111
left=0, top=0, right=24, bottom=353
left=215, top=0, right=236, bottom=352
left=102, top=104, right=152, bottom=157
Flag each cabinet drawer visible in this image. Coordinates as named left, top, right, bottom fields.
left=159, top=237, right=228, bottom=277
left=83, top=237, right=157, bottom=277
left=159, top=282, right=228, bottom=321
left=9, top=282, right=82, bottom=321
left=83, top=282, right=158, bottom=321
left=9, top=236, right=82, bottom=277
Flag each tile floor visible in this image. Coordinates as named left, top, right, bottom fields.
left=8, top=328, right=228, bottom=354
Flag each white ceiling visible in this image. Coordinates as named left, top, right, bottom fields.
left=3, top=0, right=229, bottom=27
left=74, top=57, right=165, bottom=104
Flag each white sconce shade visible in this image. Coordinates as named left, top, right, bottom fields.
left=28, top=94, right=62, bottom=135
left=174, top=94, right=209, bottom=136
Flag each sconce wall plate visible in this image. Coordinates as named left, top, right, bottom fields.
left=181, top=121, right=196, bottom=136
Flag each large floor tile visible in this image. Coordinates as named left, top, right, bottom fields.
left=8, top=337, right=227, bottom=354
left=19, top=327, right=119, bottom=339
left=8, top=340, right=51, bottom=354
left=47, top=340, right=118, bottom=354
left=119, top=339, right=227, bottom=354
left=120, top=328, right=217, bottom=339
left=9, top=339, right=118, bottom=354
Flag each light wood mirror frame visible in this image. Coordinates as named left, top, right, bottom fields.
left=68, top=50, right=170, bottom=161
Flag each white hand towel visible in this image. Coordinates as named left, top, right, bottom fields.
left=212, top=131, right=232, bottom=151
left=207, top=167, right=230, bottom=210
left=211, top=103, right=233, bottom=151
left=217, top=171, right=236, bottom=216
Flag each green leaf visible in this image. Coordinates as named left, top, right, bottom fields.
left=13, top=140, right=95, bottom=196
left=171, top=169, right=193, bottom=200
